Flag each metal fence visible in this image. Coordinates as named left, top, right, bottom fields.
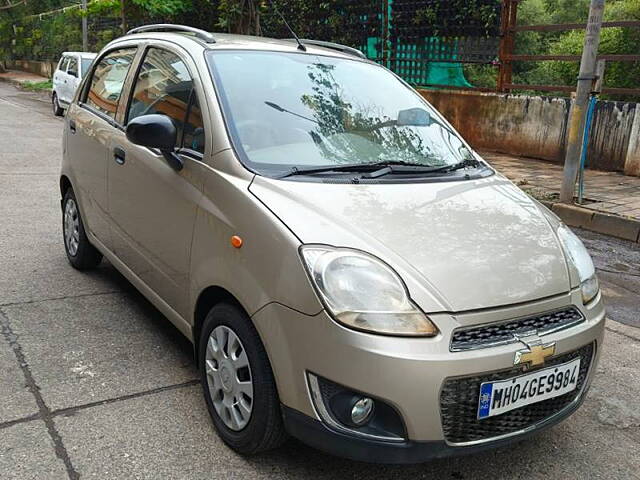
left=499, top=0, right=640, bottom=97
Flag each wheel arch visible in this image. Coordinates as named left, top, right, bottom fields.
left=60, top=175, right=72, bottom=198
left=193, top=285, right=252, bottom=366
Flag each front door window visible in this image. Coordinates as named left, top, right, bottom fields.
left=84, top=48, right=137, bottom=120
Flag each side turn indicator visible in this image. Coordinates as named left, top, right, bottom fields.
left=230, top=235, right=243, bottom=248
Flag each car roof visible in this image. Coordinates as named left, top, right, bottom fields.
left=120, top=31, right=369, bottom=62
left=62, top=51, right=97, bottom=58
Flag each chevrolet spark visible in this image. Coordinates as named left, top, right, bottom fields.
left=60, top=24, right=605, bottom=463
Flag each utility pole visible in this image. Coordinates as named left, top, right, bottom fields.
left=82, top=0, right=88, bottom=52
left=559, top=0, right=605, bottom=203
left=121, top=0, right=127, bottom=34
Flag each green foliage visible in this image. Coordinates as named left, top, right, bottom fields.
left=464, top=64, right=498, bottom=88
left=22, top=80, right=53, bottom=91
left=130, top=0, right=193, bottom=17
left=217, top=0, right=262, bottom=34
left=411, top=0, right=501, bottom=37
left=0, top=0, right=121, bottom=60
left=514, top=0, right=640, bottom=100
left=87, top=0, right=121, bottom=16
left=541, top=0, right=590, bottom=23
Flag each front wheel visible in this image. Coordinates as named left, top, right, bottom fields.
left=52, top=92, right=63, bottom=116
left=199, top=303, right=287, bottom=455
left=62, top=188, right=102, bottom=270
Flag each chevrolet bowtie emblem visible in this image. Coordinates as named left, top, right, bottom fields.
left=514, top=342, right=556, bottom=368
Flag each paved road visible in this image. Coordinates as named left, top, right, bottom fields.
left=0, top=82, right=638, bottom=479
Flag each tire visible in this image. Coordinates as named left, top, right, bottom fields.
left=199, top=303, right=287, bottom=455
left=52, top=92, right=63, bottom=116
left=62, top=188, right=102, bottom=270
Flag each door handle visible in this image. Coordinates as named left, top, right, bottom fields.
left=113, top=146, right=126, bottom=165
left=69, top=120, right=76, bottom=133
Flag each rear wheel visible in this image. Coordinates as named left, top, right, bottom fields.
left=199, top=303, right=287, bottom=454
left=52, top=92, right=63, bottom=116
left=62, top=188, right=102, bottom=270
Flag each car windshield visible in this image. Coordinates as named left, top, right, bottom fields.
left=81, top=58, right=94, bottom=77
left=206, top=51, right=476, bottom=177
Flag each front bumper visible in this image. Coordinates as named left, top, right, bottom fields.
left=251, top=288, right=605, bottom=462
left=281, top=386, right=590, bottom=464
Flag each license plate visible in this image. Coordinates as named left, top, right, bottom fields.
left=477, top=358, right=581, bottom=419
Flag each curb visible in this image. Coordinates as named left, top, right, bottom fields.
left=0, top=75, right=23, bottom=87
left=0, top=75, right=52, bottom=100
left=605, top=319, right=640, bottom=343
left=541, top=200, right=640, bottom=244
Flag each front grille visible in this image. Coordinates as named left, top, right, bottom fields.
left=450, top=307, right=584, bottom=351
left=440, top=343, right=594, bottom=444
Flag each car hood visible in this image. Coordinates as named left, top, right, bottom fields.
left=249, top=174, right=570, bottom=313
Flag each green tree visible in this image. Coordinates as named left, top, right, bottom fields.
left=130, top=0, right=193, bottom=17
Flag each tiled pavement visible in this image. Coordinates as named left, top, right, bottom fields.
left=484, top=151, right=640, bottom=221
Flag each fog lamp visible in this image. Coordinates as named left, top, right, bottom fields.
left=351, top=397, right=374, bottom=426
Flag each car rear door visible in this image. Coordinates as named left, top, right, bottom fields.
left=107, top=44, right=208, bottom=318
left=65, top=47, right=138, bottom=250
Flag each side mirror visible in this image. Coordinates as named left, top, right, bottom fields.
left=126, top=114, right=183, bottom=171
left=68, top=69, right=78, bottom=78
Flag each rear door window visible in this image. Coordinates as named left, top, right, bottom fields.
left=67, top=57, right=79, bottom=77
left=127, top=47, right=193, bottom=142
left=84, top=48, right=137, bottom=120
left=58, top=56, right=69, bottom=73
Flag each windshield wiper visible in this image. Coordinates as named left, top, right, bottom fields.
left=276, top=163, right=383, bottom=179
left=276, top=159, right=484, bottom=180
left=427, top=158, right=483, bottom=173
left=361, top=158, right=483, bottom=179
left=276, top=160, right=427, bottom=179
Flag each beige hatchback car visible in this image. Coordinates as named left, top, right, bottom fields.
left=60, top=24, right=605, bottom=463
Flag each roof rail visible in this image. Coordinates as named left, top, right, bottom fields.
left=289, top=39, right=366, bottom=59
left=127, top=24, right=216, bottom=44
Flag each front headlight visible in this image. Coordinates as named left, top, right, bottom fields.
left=300, top=246, right=438, bottom=336
left=557, top=226, right=599, bottom=304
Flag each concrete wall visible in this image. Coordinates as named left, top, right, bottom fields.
left=588, top=101, right=637, bottom=171
left=2, top=59, right=58, bottom=78
left=419, top=89, right=639, bottom=175
left=624, top=108, right=640, bottom=176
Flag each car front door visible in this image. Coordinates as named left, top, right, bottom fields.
left=66, top=47, right=138, bottom=249
left=54, top=56, right=69, bottom=100
left=107, top=45, right=208, bottom=318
